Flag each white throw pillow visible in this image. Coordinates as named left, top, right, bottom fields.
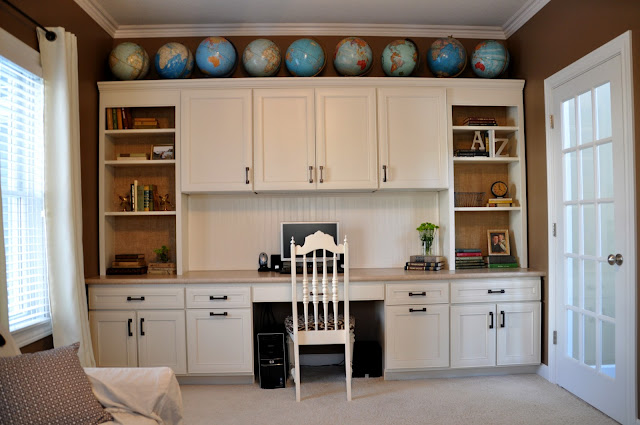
left=0, top=323, right=20, bottom=357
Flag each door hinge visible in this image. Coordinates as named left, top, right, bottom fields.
left=550, top=114, right=554, bottom=129
left=553, top=330, right=557, bottom=345
left=552, top=223, right=557, bottom=237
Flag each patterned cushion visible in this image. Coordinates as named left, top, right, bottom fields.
left=0, top=342, right=113, bottom=425
left=285, top=314, right=355, bottom=334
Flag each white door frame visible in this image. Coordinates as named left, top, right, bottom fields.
left=544, top=30, right=636, bottom=424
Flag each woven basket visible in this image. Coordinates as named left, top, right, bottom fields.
left=454, top=192, right=485, bottom=207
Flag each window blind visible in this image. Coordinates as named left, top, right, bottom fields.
left=0, top=54, right=49, bottom=332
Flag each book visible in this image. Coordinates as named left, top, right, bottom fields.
left=148, top=262, right=176, bottom=268
left=111, top=260, right=146, bottom=267
left=406, top=261, right=444, bottom=267
left=409, top=255, right=445, bottom=263
left=143, top=185, right=150, bottom=211
left=404, top=265, right=443, bottom=271
left=455, top=252, right=482, bottom=257
left=136, top=184, right=144, bottom=212
left=117, top=153, right=148, bottom=160
left=112, top=108, right=118, bottom=130
left=147, top=268, right=176, bottom=275
left=488, top=263, right=519, bottom=268
left=143, top=184, right=157, bottom=211
left=106, top=108, right=113, bottom=130
left=487, top=203, right=513, bottom=207
left=455, top=257, right=485, bottom=262
left=114, top=253, right=145, bottom=260
left=133, top=180, right=139, bottom=211
left=455, top=265, right=486, bottom=269
left=116, top=109, right=123, bottom=129
left=120, top=107, right=128, bottom=129
left=455, top=248, right=481, bottom=253
left=488, top=198, right=513, bottom=203
left=106, top=266, right=148, bottom=275
left=487, top=255, right=517, bottom=264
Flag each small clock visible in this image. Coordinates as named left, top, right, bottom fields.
left=491, top=181, right=508, bottom=198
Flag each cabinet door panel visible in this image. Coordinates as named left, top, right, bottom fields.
left=90, top=311, right=137, bottom=367
left=186, top=309, right=253, bottom=373
left=377, top=87, right=448, bottom=189
left=386, top=304, right=449, bottom=369
left=450, top=304, right=496, bottom=368
left=254, top=89, right=315, bottom=191
left=496, top=302, right=541, bottom=365
left=316, top=88, right=378, bottom=190
left=137, top=310, right=187, bottom=374
left=181, top=89, right=252, bottom=192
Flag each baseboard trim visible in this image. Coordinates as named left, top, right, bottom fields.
left=177, top=374, right=254, bottom=385
left=536, top=363, right=550, bottom=381
left=384, top=365, right=539, bottom=380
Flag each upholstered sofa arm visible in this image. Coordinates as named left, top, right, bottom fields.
left=84, top=367, right=184, bottom=425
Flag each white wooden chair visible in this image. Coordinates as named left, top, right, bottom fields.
left=285, top=231, right=353, bottom=401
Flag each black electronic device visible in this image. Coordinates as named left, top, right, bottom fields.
left=257, top=333, right=287, bottom=389
left=352, top=340, right=382, bottom=378
left=270, top=254, right=282, bottom=272
left=279, top=257, right=344, bottom=274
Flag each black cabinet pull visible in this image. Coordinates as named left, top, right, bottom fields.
left=487, top=289, right=505, bottom=294
left=140, top=318, right=145, bottom=336
left=127, top=296, right=145, bottom=301
left=127, top=318, right=133, bottom=337
left=489, top=311, right=494, bottom=329
left=409, top=291, right=426, bottom=297
left=209, top=295, right=228, bottom=300
left=409, top=308, right=427, bottom=313
left=210, top=312, right=228, bottom=316
left=500, top=310, right=505, bottom=328
left=382, top=165, right=387, bottom=182
left=245, top=167, right=250, bottom=184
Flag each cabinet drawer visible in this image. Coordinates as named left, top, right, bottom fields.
left=450, top=278, right=540, bottom=303
left=89, top=285, right=185, bottom=310
left=186, top=286, right=251, bottom=309
left=385, top=282, right=449, bottom=305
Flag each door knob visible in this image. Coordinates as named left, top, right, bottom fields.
left=607, top=254, right=623, bottom=266
left=615, top=253, right=623, bottom=265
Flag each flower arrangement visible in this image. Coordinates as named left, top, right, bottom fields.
left=416, top=222, right=439, bottom=255
left=153, top=245, right=170, bottom=263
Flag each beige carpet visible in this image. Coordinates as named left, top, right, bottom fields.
left=180, top=367, right=617, bottom=425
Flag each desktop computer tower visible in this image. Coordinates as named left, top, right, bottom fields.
left=257, top=333, right=287, bottom=389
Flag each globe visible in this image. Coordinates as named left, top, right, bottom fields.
left=426, top=36, right=467, bottom=78
left=285, top=38, right=326, bottom=77
left=242, top=39, right=281, bottom=77
left=333, top=37, right=373, bottom=76
left=109, top=42, right=150, bottom=81
left=471, top=40, right=509, bottom=78
left=155, top=42, right=194, bottom=79
left=195, top=36, right=237, bottom=77
left=381, top=39, right=418, bottom=77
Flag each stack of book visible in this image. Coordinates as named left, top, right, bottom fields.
left=130, top=180, right=158, bottom=211
left=133, top=117, right=159, bottom=129
left=487, top=198, right=513, bottom=207
left=106, top=107, right=133, bottom=130
left=463, top=117, right=497, bottom=126
left=454, top=149, right=490, bottom=157
left=485, top=255, right=519, bottom=268
left=106, top=254, right=147, bottom=275
left=147, top=262, right=177, bottom=275
left=117, top=152, right=149, bottom=161
left=404, top=255, right=446, bottom=271
left=455, top=249, right=485, bottom=269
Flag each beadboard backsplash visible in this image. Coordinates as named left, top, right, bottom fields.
left=187, top=191, right=440, bottom=270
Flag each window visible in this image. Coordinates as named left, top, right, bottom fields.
left=0, top=29, right=50, bottom=345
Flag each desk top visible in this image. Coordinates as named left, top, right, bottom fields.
left=86, top=268, right=544, bottom=285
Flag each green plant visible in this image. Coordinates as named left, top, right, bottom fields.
left=153, top=245, right=170, bottom=263
left=416, top=222, right=439, bottom=255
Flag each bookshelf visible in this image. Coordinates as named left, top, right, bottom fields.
left=98, top=85, right=183, bottom=275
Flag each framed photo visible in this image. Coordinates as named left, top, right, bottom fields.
left=487, top=229, right=510, bottom=255
left=151, top=144, right=174, bottom=160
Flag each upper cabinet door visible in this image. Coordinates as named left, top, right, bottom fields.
left=377, top=87, right=448, bottom=189
left=181, top=89, right=253, bottom=192
left=315, top=87, right=378, bottom=190
left=253, top=88, right=316, bottom=191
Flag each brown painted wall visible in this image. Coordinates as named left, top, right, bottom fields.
left=0, top=0, right=113, bottom=278
left=507, top=0, right=640, bottom=400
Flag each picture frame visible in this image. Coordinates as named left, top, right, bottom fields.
left=487, top=229, right=510, bottom=255
left=151, top=144, right=174, bottom=160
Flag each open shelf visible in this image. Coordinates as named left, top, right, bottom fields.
left=105, top=160, right=176, bottom=167
left=454, top=207, right=521, bottom=212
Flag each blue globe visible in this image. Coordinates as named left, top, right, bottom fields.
left=333, top=37, right=373, bottom=76
left=195, top=37, right=237, bottom=77
left=426, top=37, right=467, bottom=78
left=155, top=42, right=194, bottom=79
left=242, top=39, right=281, bottom=77
left=381, top=39, right=418, bottom=77
left=109, top=42, right=150, bottom=80
left=285, top=38, right=325, bottom=77
left=471, top=40, right=509, bottom=78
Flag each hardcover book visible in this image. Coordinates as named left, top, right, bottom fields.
left=409, top=255, right=445, bottom=263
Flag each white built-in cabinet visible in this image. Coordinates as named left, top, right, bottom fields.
left=180, top=89, right=253, bottom=192
left=377, top=87, right=448, bottom=189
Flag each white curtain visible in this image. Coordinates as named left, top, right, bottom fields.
left=0, top=185, right=7, bottom=330
left=37, top=27, right=95, bottom=367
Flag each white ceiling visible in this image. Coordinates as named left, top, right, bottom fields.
left=74, top=0, right=550, bottom=39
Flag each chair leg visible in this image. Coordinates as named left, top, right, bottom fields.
left=293, top=336, right=301, bottom=402
left=345, top=331, right=353, bottom=401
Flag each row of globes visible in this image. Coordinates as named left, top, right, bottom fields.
left=109, top=36, right=509, bottom=81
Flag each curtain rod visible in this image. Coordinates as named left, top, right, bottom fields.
left=1, top=0, right=56, bottom=41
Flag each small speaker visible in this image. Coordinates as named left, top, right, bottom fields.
left=270, top=254, right=282, bottom=272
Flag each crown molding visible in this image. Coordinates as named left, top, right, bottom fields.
left=73, top=0, right=118, bottom=37
left=502, top=0, right=551, bottom=38
left=113, top=23, right=506, bottom=40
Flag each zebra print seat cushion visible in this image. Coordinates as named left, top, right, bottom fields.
left=285, top=314, right=355, bottom=334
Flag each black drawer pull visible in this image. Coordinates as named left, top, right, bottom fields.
left=409, top=292, right=426, bottom=297
left=210, top=295, right=228, bottom=300
left=210, top=312, right=228, bottom=316
left=501, top=310, right=506, bottom=328
left=140, top=318, right=145, bottom=336
left=489, top=311, right=494, bottom=329
left=127, top=296, right=145, bottom=301
left=127, top=318, right=133, bottom=337
left=487, top=289, right=505, bottom=294
left=409, top=308, right=427, bottom=313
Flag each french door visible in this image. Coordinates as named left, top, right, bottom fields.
left=546, top=32, right=635, bottom=424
